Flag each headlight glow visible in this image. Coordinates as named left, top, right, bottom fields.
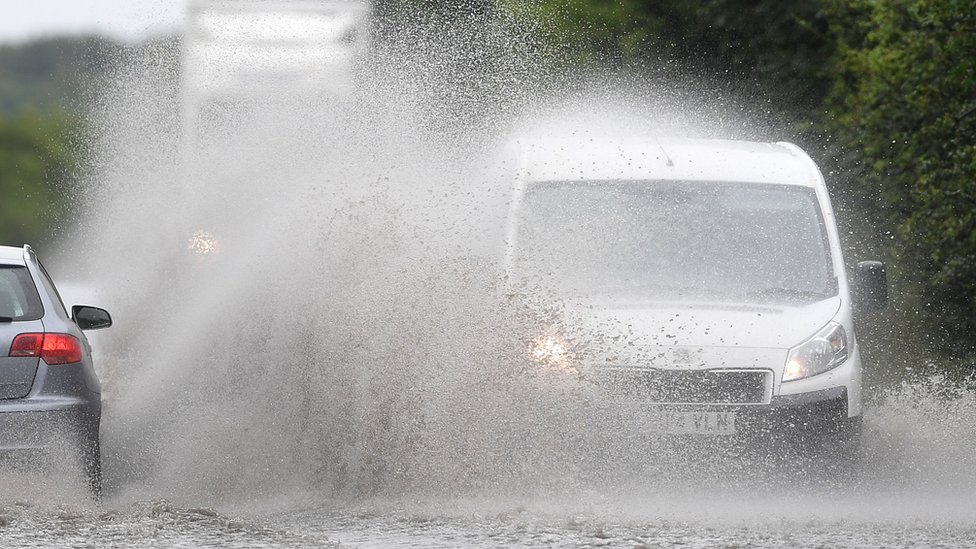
left=530, top=333, right=578, bottom=374
left=783, top=322, right=849, bottom=382
left=188, top=230, right=220, bottom=256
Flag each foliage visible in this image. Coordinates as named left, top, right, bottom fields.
left=508, top=0, right=836, bottom=114
left=0, top=36, right=122, bottom=247
left=824, top=0, right=976, bottom=356
left=0, top=110, right=80, bottom=246
left=0, top=36, right=122, bottom=117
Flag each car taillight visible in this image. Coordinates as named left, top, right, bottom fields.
left=9, top=333, right=43, bottom=357
left=8, top=333, right=83, bottom=365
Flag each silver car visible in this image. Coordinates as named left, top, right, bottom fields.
left=0, top=244, right=112, bottom=496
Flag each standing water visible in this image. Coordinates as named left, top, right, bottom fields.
left=5, top=3, right=976, bottom=547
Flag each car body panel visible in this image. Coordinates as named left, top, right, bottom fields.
left=577, top=297, right=842, bottom=351
left=0, top=258, right=45, bottom=400
left=516, top=138, right=820, bottom=187
left=0, top=331, right=43, bottom=400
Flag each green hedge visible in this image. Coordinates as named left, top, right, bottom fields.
left=825, top=0, right=976, bottom=359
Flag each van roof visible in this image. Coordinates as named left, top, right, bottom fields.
left=513, top=137, right=821, bottom=187
left=0, top=246, right=26, bottom=266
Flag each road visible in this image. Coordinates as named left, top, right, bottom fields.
left=3, top=405, right=976, bottom=548
left=2, top=492, right=976, bottom=548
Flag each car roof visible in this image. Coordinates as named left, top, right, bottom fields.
left=512, top=137, right=822, bottom=187
left=0, top=245, right=26, bottom=266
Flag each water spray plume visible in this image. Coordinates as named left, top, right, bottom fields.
left=33, top=1, right=976, bottom=536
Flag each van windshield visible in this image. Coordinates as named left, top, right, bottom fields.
left=513, top=181, right=837, bottom=304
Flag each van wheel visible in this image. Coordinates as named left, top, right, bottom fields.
left=819, top=415, right=863, bottom=482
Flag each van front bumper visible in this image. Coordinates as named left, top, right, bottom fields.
left=613, top=386, right=855, bottom=439
left=737, top=386, right=852, bottom=437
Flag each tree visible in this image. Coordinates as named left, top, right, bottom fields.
left=507, top=0, right=836, bottom=115
left=0, top=111, right=79, bottom=245
left=0, top=36, right=123, bottom=246
left=0, top=36, right=122, bottom=117
left=825, top=0, right=976, bottom=358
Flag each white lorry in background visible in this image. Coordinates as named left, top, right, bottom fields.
left=183, top=0, right=369, bottom=140
left=179, top=0, right=369, bottom=255
left=504, top=135, right=888, bottom=462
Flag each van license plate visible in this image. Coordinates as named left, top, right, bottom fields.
left=661, top=410, right=736, bottom=435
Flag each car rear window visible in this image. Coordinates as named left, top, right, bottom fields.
left=0, top=266, right=44, bottom=321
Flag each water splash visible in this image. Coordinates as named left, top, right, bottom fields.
left=48, top=3, right=976, bottom=528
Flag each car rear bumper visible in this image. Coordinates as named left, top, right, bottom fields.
left=0, top=396, right=99, bottom=451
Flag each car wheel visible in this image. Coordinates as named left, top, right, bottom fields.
left=83, top=437, right=103, bottom=499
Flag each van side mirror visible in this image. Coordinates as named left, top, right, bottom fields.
left=854, top=261, right=888, bottom=311
left=72, top=305, right=113, bottom=330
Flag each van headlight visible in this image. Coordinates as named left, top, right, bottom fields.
left=783, top=323, right=848, bottom=382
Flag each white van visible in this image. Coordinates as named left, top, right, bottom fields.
left=503, top=137, right=887, bottom=450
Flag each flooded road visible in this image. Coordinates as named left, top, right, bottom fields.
left=3, top=491, right=976, bottom=548
left=6, top=398, right=976, bottom=548
left=286, top=494, right=976, bottom=548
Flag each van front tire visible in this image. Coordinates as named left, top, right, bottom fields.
left=817, top=415, right=863, bottom=482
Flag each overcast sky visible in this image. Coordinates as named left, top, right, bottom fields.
left=1, top=0, right=185, bottom=43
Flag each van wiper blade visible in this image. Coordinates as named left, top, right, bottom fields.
left=0, top=316, right=12, bottom=323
